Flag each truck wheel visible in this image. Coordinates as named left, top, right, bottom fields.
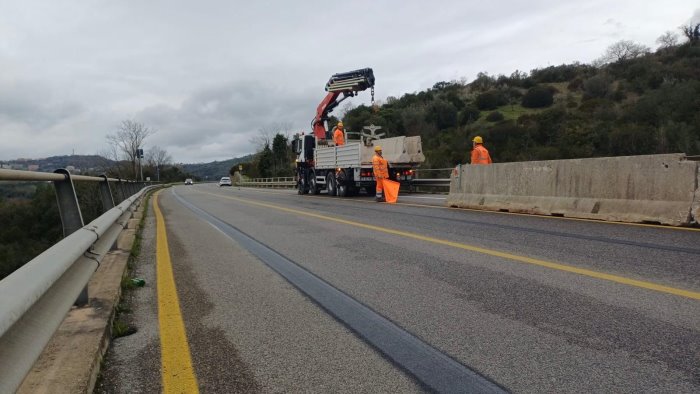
left=326, top=173, right=337, bottom=196
left=310, top=172, right=320, bottom=195
left=337, top=171, right=348, bottom=197
left=297, top=176, right=308, bottom=195
left=337, top=183, right=348, bottom=197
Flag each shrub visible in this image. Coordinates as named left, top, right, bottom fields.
left=475, top=90, right=507, bottom=110
left=486, top=111, right=505, bottom=122
left=521, top=86, right=554, bottom=108
left=459, top=105, right=480, bottom=125
left=425, top=100, right=458, bottom=129
left=567, top=78, right=583, bottom=91
left=583, top=75, right=611, bottom=99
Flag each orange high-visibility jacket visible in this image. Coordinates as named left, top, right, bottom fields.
left=471, top=144, right=492, bottom=165
left=372, top=154, right=389, bottom=179
left=333, top=128, right=345, bottom=146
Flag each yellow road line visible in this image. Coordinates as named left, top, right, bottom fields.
left=154, top=192, right=199, bottom=393
left=196, top=189, right=700, bottom=300
left=222, top=186, right=700, bottom=232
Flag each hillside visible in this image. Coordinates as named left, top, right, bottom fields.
left=0, top=153, right=256, bottom=181
left=341, top=42, right=700, bottom=168
left=1, top=155, right=115, bottom=173
left=181, top=154, right=254, bottom=180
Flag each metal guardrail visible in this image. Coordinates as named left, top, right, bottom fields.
left=237, top=170, right=453, bottom=189
left=411, top=178, right=451, bottom=187
left=237, top=177, right=296, bottom=188
left=0, top=168, right=155, bottom=393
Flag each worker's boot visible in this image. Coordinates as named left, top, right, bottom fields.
left=375, top=194, right=385, bottom=202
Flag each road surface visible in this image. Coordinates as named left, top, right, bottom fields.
left=98, top=184, right=700, bottom=393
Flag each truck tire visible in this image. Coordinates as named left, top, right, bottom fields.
left=337, top=170, right=348, bottom=197
left=310, top=172, right=320, bottom=195
left=326, top=173, right=337, bottom=196
left=297, top=176, right=309, bottom=194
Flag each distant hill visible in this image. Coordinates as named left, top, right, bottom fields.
left=0, top=155, right=115, bottom=173
left=180, top=154, right=254, bottom=180
left=1, top=153, right=256, bottom=181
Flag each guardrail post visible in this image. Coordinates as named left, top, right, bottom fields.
left=99, top=175, right=115, bottom=213
left=53, top=169, right=89, bottom=306
left=116, top=179, right=126, bottom=203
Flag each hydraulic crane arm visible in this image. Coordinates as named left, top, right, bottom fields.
left=312, top=68, right=375, bottom=139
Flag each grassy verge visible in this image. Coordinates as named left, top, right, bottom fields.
left=112, top=190, right=153, bottom=337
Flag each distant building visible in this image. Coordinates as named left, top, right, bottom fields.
left=28, top=164, right=39, bottom=171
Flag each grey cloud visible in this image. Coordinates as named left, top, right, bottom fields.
left=2, top=0, right=698, bottom=162
left=0, top=79, right=85, bottom=130
left=692, top=9, right=700, bottom=23
left=135, top=80, right=318, bottom=161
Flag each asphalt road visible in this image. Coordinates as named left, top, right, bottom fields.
left=99, top=184, right=700, bottom=393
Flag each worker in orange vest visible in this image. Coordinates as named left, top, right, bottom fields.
left=471, top=136, right=492, bottom=165
left=333, top=121, right=345, bottom=146
left=372, top=145, right=389, bottom=202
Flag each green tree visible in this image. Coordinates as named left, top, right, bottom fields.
left=425, top=100, right=458, bottom=129
left=257, top=144, right=273, bottom=178
left=271, top=133, right=291, bottom=176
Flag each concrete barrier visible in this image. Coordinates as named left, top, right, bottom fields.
left=447, top=154, right=699, bottom=226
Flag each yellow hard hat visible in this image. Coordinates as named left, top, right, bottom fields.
left=374, top=145, right=382, bottom=152
left=337, top=121, right=343, bottom=127
left=472, top=136, right=483, bottom=144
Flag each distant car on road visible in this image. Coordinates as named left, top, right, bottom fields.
left=219, top=176, right=232, bottom=187
left=185, top=178, right=193, bottom=185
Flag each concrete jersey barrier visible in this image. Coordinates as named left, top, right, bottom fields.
left=447, top=153, right=699, bottom=226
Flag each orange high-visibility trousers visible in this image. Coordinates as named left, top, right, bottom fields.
left=376, top=178, right=384, bottom=193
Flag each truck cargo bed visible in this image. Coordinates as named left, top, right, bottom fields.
left=314, top=136, right=425, bottom=169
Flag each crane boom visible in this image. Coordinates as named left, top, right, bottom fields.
left=312, top=68, right=375, bottom=139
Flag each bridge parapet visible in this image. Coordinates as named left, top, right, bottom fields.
left=0, top=168, right=156, bottom=393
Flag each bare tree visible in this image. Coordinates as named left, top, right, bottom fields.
left=146, top=145, right=172, bottom=168
left=146, top=145, right=172, bottom=181
left=595, top=40, right=650, bottom=65
left=106, top=120, right=154, bottom=179
left=250, top=122, right=293, bottom=150
left=656, top=31, right=679, bottom=49
left=97, top=145, right=126, bottom=179
left=679, top=22, right=700, bottom=44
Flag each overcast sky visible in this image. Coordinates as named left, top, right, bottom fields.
left=1, top=1, right=698, bottom=163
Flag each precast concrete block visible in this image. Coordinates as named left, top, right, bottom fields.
left=447, top=154, right=698, bottom=226
left=116, top=229, right=136, bottom=251
left=127, top=218, right=140, bottom=229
